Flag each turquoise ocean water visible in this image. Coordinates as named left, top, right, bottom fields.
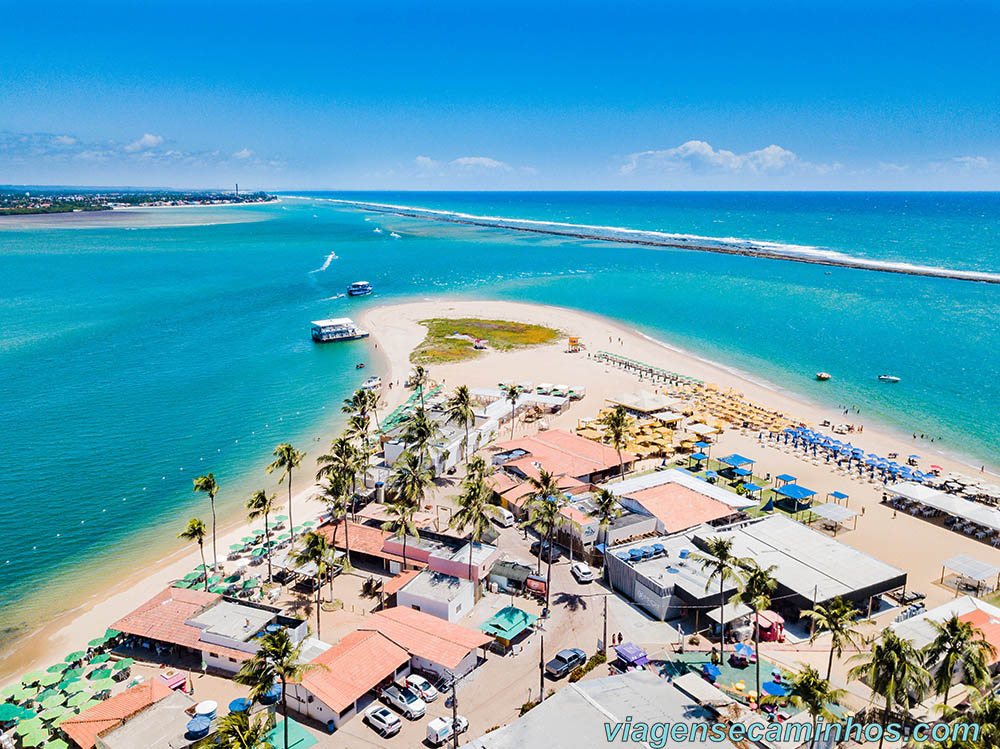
left=1, top=192, right=998, bottom=648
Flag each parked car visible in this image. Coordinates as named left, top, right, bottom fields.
left=529, top=539, right=562, bottom=562
left=545, top=647, right=587, bottom=678
left=426, top=715, right=470, bottom=746
left=380, top=684, right=427, bottom=719
left=570, top=561, right=595, bottom=583
left=364, top=705, right=401, bottom=737
left=405, top=674, right=439, bottom=702
left=493, top=507, right=516, bottom=527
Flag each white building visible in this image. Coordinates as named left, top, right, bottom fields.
left=396, top=570, right=475, bottom=622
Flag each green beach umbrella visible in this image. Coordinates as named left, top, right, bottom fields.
left=45, top=663, right=68, bottom=674
left=242, top=535, right=257, bottom=542
left=10, top=685, right=36, bottom=702
left=277, top=533, right=291, bottom=540
left=35, top=689, right=58, bottom=703
left=183, top=571, right=202, bottom=581
left=89, top=654, right=110, bottom=665
left=105, top=629, right=120, bottom=638
left=112, top=658, right=133, bottom=671
left=224, top=574, right=240, bottom=583
left=301, top=520, right=316, bottom=527
left=38, top=695, right=62, bottom=710
left=241, top=578, right=259, bottom=589
left=46, top=740, right=70, bottom=749
left=89, top=678, right=114, bottom=694
left=88, top=668, right=112, bottom=681
left=87, top=637, right=106, bottom=648
left=38, top=672, right=61, bottom=687
left=64, top=651, right=85, bottom=663
left=62, top=668, right=84, bottom=680
left=209, top=585, right=229, bottom=594
left=21, top=728, right=48, bottom=747
left=0, top=683, right=20, bottom=699
left=14, top=716, right=43, bottom=734
left=39, top=704, right=68, bottom=722
left=77, top=697, right=103, bottom=711
left=206, top=575, right=222, bottom=585
left=172, top=580, right=192, bottom=589
left=194, top=564, right=210, bottom=571
left=65, top=692, right=90, bottom=708
left=20, top=671, right=44, bottom=685
left=58, top=679, right=83, bottom=694
left=274, top=515, right=288, bottom=521
left=0, top=702, right=23, bottom=720
left=251, top=547, right=266, bottom=557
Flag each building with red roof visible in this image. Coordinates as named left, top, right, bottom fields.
left=619, top=482, right=738, bottom=534
left=61, top=679, right=180, bottom=749
left=493, top=429, right=635, bottom=484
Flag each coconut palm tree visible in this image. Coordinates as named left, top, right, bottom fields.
left=803, top=596, right=862, bottom=680
left=502, top=384, right=520, bottom=439
left=178, top=518, right=209, bottom=591
left=599, top=405, right=634, bottom=481
left=924, top=614, right=997, bottom=706
left=588, top=488, right=622, bottom=545
left=734, top=560, right=777, bottom=706
left=193, top=473, right=220, bottom=571
left=234, top=629, right=320, bottom=749
left=849, top=628, right=930, bottom=749
left=445, top=385, right=476, bottom=465
left=389, top=450, right=434, bottom=508
left=315, top=436, right=362, bottom=500
left=410, top=365, right=429, bottom=406
left=449, top=467, right=500, bottom=584
left=209, top=709, right=274, bottom=748
left=400, top=407, right=439, bottom=470
left=381, top=500, right=419, bottom=570
left=291, top=531, right=332, bottom=639
left=688, top=537, right=747, bottom=655
left=246, top=490, right=276, bottom=583
left=762, top=665, right=845, bottom=749
left=936, top=690, right=1000, bottom=747
left=316, top=475, right=352, bottom=568
left=523, top=468, right=568, bottom=609
left=266, top=443, right=305, bottom=540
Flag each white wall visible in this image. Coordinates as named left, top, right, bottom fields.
left=396, top=586, right=474, bottom=623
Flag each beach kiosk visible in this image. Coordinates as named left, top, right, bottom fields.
left=479, top=606, right=538, bottom=653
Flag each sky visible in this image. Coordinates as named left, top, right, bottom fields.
left=1, top=0, right=998, bottom=190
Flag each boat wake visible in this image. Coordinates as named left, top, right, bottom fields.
left=310, top=251, right=338, bottom=273
left=317, top=197, right=1000, bottom=285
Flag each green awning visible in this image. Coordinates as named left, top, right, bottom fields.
left=478, top=606, right=539, bottom=641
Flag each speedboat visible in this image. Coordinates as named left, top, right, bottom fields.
left=878, top=375, right=901, bottom=383
left=347, top=281, right=373, bottom=296
left=361, top=376, right=382, bottom=390
left=815, top=372, right=831, bottom=381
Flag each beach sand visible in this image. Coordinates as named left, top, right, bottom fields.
left=0, top=200, right=277, bottom=230
left=3, top=298, right=998, bottom=690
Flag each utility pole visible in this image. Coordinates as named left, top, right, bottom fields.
left=539, top=634, right=545, bottom=703
left=810, top=585, right=818, bottom=638
left=451, top=675, right=459, bottom=749
left=602, top=596, right=608, bottom=654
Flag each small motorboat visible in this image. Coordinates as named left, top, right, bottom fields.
left=356, top=363, right=365, bottom=369
left=878, top=374, right=901, bottom=383
left=815, top=372, right=831, bottom=381
left=361, top=376, right=382, bottom=391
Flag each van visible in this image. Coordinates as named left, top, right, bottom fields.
left=426, top=716, right=469, bottom=746
left=493, top=507, right=515, bottom=527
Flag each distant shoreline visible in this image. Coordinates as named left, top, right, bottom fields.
left=0, top=199, right=279, bottom=229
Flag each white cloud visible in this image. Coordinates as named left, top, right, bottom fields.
left=621, top=140, right=805, bottom=175
left=414, top=155, right=440, bottom=172
left=951, top=155, right=991, bottom=169
left=878, top=162, right=909, bottom=173
left=52, top=135, right=77, bottom=146
left=232, top=148, right=253, bottom=159
left=124, top=133, right=164, bottom=152
left=450, top=156, right=510, bottom=170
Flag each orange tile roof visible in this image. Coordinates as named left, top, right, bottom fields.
left=61, top=679, right=174, bottom=749
left=383, top=570, right=420, bottom=597
left=110, top=587, right=250, bottom=662
left=959, top=609, right=1000, bottom=665
left=319, top=520, right=428, bottom=567
left=365, top=606, right=492, bottom=669
left=628, top=482, right=734, bottom=533
left=560, top=504, right=594, bottom=526
left=501, top=474, right=588, bottom=508
left=302, top=630, right=409, bottom=713
left=495, top=429, right=635, bottom=480
left=489, top=472, right=521, bottom=494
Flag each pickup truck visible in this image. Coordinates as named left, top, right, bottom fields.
left=380, top=683, right=427, bottom=719
left=545, top=648, right=587, bottom=678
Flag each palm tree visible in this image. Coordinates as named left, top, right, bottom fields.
left=936, top=690, right=1000, bottom=748
left=246, top=490, right=276, bottom=583
left=388, top=450, right=434, bottom=508
left=588, top=488, right=622, bottom=545
left=266, top=443, right=305, bottom=540
left=178, top=518, right=209, bottom=591
left=688, top=537, right=746, bottom=655
left=315, top=436, right=362, bottom=501
left=344, top=386, right=380, bottom=485
left=523, top=468, right=567, bottom=609
left=762, top=665, right=845, bottom=749
left=734, top=560, right=777, bottom=706
left=599, top=405, right=634, bottom=481
left=193, top=473, right=220, bottom=571
left=803, top=596, right=862, bottom=680
left=400, top=407, right=439, bottom=470
left=381, top=500, right=419, bottom=570
left=849, top=628, right=930, bottom=749
left=449, top=467, right=500, bottom=584
left=502, top=384, right=520, bottom=439
left=924, top=614, right=997, bottom=706
left=410, top=365, right=429, bottom=406
left=291, top=531, right=331, bottom=639
left=445, top=385, right=476, bottom=465
left=316, top=475, right=352, bottom=568
left=234, top=629, right=320, bottom=749
left=209, top=709, right=274, bottom=748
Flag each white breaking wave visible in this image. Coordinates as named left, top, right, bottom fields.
left=307, top=196, right=1000, bottom=285
left=309, top=251, right=338, bottom=274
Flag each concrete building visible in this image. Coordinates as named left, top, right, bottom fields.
left=61, top=679, right=188, bottom=749
left=396, top=569, right=475, bottom=622
left=492, top=429, right=636, bottom=484
left=606, top=468, right=757, bottom=512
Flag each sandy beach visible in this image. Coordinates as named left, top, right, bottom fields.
left=3, top=297, right=998, bottom=694
left=0, top=200, right=277, bottom=230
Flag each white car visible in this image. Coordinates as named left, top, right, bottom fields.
left=571, top=561, right=595, bottom=583
left=381, top=684, right=427, bottom=719
left=364, top=705, right=401, bottom=737
left=426, top=715, right=470, bottom=747
left=405, top=674, right=439, bottom=702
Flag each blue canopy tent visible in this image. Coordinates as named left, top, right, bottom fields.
left=742, top=482, right=764, bottom=495
left=690, top=452, right=709, bottom=461
left=775, top=483, right=817, bottom=513
left=718, top=453, right=755, bottom=468
left=775, top=473, right=797, bottom=486
left=829, top=490, right=849, bottom=503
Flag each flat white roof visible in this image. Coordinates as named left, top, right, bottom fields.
left=810, top=502, right=859, bottom=524
left=604, top=468, right=756, bottom=510
left=310, top=317, right=355, bottom=327
left=942, top=554, right=1000, bottom=582
left=890, top=483, right=1000, bottom=532
left=891, top=595, right=1000, bottom=650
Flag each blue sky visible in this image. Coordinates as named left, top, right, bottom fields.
left=1, top=0, right=998, bottom=189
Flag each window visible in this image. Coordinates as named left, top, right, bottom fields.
left=412, top=605, right=421, bottom=612
left=209, top=652, right=219, bottom=658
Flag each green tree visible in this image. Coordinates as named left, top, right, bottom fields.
left=445, top=385, right=476, bottom=465
left=688, top=537, right=747, bottom=655
left=207, top=709, right=274, bottom=748
left=803, top=596, right=862, bottom=681
left=523, top=468, right=569, bottom=609
left=193, top=473, right=220, bottom=571
left=178, top=518, right=209, bottom=591
left=588, top=488, right=622, bottom=544
left=598, top=405, right=634, bottom=481
left=389, top=450, right=434, bottom=508
left=400, top=407, right=440, bottom=471
left=291, top=531, right=332, bottom=639
left=246, top=490, right=276, bottom=584
left=316, top=474, right=352, bottom=568
left=762, top=665, right=845, bottom=749
left=849, top=628, right=930, bottom=749
left=924, top=614, right=997, bottom=706
left=234, top=630, right=321, bottom=749
left=266, top=443, right=305, bottom=540
left=502, top=384, right=520, bottom=440
left=934, top=691, right=1000, bottom=748
left=410, top=365, right=429, bottom=406
left=315, top=436, right=362, bottom=505
left=734, top=560, right=777, bottom=706
left=449, top=465, right=500, bottom=584
left=381, top=500, right=419, bottom=569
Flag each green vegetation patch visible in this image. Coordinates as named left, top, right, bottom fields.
left=411, top=317, right=561, bottom=364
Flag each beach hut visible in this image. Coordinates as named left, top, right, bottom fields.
left=479, top=606, right=538, bottom=652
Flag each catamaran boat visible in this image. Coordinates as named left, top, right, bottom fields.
left=361, top=376, right=382, bottom=391
left=815, top=372, right=832, bottom=381
left=347, top=281, right=373, bottom=296
left=310, top=317, right=370, bottom=343
left=878, top=374, right=901, bottom=383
